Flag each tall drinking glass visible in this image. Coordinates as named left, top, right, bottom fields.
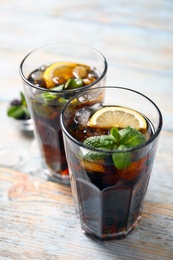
left=61, top=86, right=162, bottom=239
left=19, top=43, right=107, bottom=184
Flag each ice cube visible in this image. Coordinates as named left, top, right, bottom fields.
left=90, top=103, right=103, bottom=112
left=73, top=66, right=88, bottom=78
left=31, top=70, right=44, bottom=81
left=74, top=107, right=92, bottom=126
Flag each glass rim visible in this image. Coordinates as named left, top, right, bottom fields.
left=19, top=42, right=108, bottom=93
left=60, top=86, right=163, bottom=154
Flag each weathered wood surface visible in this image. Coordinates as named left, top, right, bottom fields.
left=0, top=0, right=173, bottom=259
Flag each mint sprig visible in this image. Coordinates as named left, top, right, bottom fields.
left=41, top=85, right=64, bottom=104
left=82, top=126, right=146, bottom=169
left=41, top=78, right=83, bottom=104
left=7, top=92, right=30, bottom=120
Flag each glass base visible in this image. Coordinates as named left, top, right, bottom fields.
left=82, top=215, right=142, bottom=240
left=44, top=168, right=70, bottom=185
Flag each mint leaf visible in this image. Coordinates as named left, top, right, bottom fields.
left=58, top=97, right=69, bottom=104
left=112, top=144, right=131, bottom=169
left=119, top=126, right=146, bottom=147
left=83, top=135, right=116, bottom=150
left=110, top=127, right=120, bottom=143
left=20, top=92, right=27, bottom=106
left=82, top=135, right=115, bottom=162
left=41, top=85, right=64, bottom=103
left=51, top=85, right=64, bottom=91
left=64, top=78, right=83, bottom=90
left=7, top=92, right=30, bottom=120
left=7, top=106, right=25, bottom=119
left=23, top=106, right=30, bottom=117
left=41, top=92, right=57, bottom=103
left=82, top=126, right=146, bottom=169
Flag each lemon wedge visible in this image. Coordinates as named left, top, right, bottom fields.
left=43, top=61, right=77, bottom=88
left=89, top=106, right=147, bottom=130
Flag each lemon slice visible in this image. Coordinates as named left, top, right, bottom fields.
left=43, top=61, right=77, bottom=88
left=80, top=160, right=105, bottom=173
left=89, top=106, right=147, bottom=130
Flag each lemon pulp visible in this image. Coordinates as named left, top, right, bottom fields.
left=43, top=62, right=77, bottom=88
left=89, top=106, right=147, bottom=130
